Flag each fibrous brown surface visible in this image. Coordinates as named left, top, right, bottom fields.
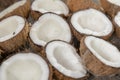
left=80, top=37, right=119, bottom=76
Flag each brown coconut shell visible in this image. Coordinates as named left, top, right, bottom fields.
left=44, top=40, right=88, bottom=80
left=112, top=16, right=120, bottom=38
left=0, top=0, right=31, bottom=20
left=66, top=0, right=103, bottom=12
left=0, top=52, right=53, bottom=80
left=100, top=0, right=120, bottom=18
left=52, top=67, right=89, bottom=80
left=0, top=18, right=30, bottom=53
left=0, top=0, right=17, bottom=8
left=31, top=0, right=69, bottom=20
left=79, top=37, right=119, bottom=76
left=69, top=15, right=114, bottom=41
left=30, top=10, right=42, bottom=20
left=28, top=37, right=45, bottom=57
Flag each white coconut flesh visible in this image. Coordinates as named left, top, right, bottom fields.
left=107, top=0, right=120, bottom=6
left=0, top=16, right=25, bottom=42
left=0, top=0, right=26, bottom=19
left=114, top=12, right=120, bottom=27
left=31, top=0, right=69, bottom=16
left=85, top=36, right=120, bottom=68
left=46, top=41, right=87, bottom=78
left=0, top=53, right=49, bottom=80
left=71, top=8, right=113, bottom=37
left=30, top=13, right=71, bottom=46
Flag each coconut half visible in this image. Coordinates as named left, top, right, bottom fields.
left=0, top=16, right=29, bottom=52
left=0, top=0, right=30, bottom=20
left=80, top=36, right=120, bottom=76
left=66, top=0, right=102, bottom=12
left=30, top=13, right=71, bottom=48
left=0, top=53, right=51, bottom=80
left=114, top=12, right=120, bottom=38
left=45, top=40, right=87, bottom=79
left=100, top=0, right=120, bottom=18
left=31, top=0, right=69, bottom=20
left=70, top=8, right=113, bottom=40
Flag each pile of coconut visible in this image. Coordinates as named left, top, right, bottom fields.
left=0, top=0, right=120, bottom=80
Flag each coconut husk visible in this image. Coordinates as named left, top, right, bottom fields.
left=69, top=15, right=113, bottom=41
left=28, top=37, right=45, bottom=57
left=44, top=40, right=88, bottom=80
left=0, top=0, right=31, bottom=20
left=52, top=67, right=89, bottom=80
left=66, top=0, right=103, bottom=12
left=0, top=19, right=30, bottom=53
left=112, top=15, right=120, bottom=38
left=79, top=37, right=119, bottom=76
left=30, top=10, right=42, bottom=20
left=100, top=0, right=120, bottom=18
left=0, top=0, right=17, bottom=8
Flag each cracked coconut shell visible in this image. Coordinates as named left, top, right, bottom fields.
left=80, top=36, right=120, bottom=76
left=0, top=0, right=30, bottom=20
left=100, top=0, right=120, bottom=18
left=0, top=16, right=29, bottom=53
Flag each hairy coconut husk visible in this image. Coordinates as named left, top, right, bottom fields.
left=69, top=16, right=113, bottom=41
left=100, top=0, right=120, bottom=18
left=0, top=19, right=30, bottom=53
left=0, top=0, right=31, bottom=20
left=66, top=0, right=103, bottom=12
left=52, top=67, right=89, bottom=80
left=28, top=37, right=45, bottom=57
left=0, top=0, right=17, bottom=8
left=79, top=37, right=119, bottom=76
left=44, top=40, right=88, bottom=80
left=30, top=10, right=42, bottom=20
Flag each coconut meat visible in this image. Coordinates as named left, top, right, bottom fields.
left=0, top=0, right=26, bottom=19
left=46, top=41, right=86, bottom=78
left=0, top=53, right=49, bottom=80
left=114, top=12, right=120, bottom=27
left=0, top=16, right=25, bottom=42
left=71, top=8, right=112, bottom=37
left=85, top=36, right=120, bottom=67
left=107, top=0, right=120, bottom=6
left=30, top=13, right=71, bottom=46
left=31, top=0, right=69, bottom=16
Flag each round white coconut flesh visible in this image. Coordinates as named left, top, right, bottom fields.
left=0, top=53, right=49, bottom=80
left=0, top=16, right=25, bottom=42
left=107, top=0, right=120, bottom=6
left=30, top=13, right=71, bottom=46
left=71, top=8, right=113, bottom=37
left=31, top=0, right=69, bottom=16
left=0, top=0, right=26, bottom=19
left=114, top=12, right=120, bottom=26
left=45, top=41, right=87, bottom=79
left=85, top=36, right=120, bottom=67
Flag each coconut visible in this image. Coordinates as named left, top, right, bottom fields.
left=29, top=13, right=72, bottom=53
left=114, top=12, right=120, bottom=38
left=100, top=0, right=120, bottom=18
left=66, top=0, right=102, bottom=12
left=70, top=8, right=113, bottom=40
left=0, top=0, right=30, bottom=20
left=0, top=16, right=29, bottom=53
left=80, top=36, right=120, bottom=76
left=45, top=40, right=87, bottom=80
left=31, top=0, right=69, bottom=20
left=0, top=53, right=52, bottom=80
